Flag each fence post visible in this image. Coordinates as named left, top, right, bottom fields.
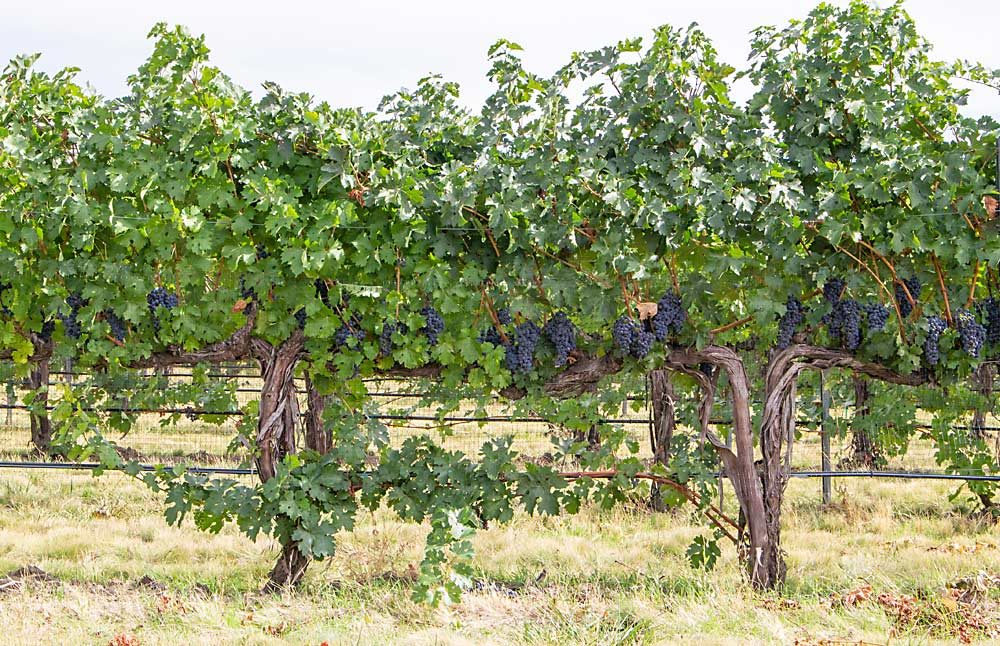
left=820, top=369, right=831, bottom=504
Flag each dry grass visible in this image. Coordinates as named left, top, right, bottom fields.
left=0, top=458, right=998, bottom=645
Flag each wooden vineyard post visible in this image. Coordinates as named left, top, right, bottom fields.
left=820, top=370, right=831, bottom=505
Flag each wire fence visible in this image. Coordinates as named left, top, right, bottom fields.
left=1, top=363, right=998, bottom=490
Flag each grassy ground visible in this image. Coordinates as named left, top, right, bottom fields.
left=1, top=447, right=999, bottom=645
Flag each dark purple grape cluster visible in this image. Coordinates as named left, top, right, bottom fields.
left=147, top=287, right=178, bottom=332
left=632, top=329, right=655, bottom=358
left=104, top=310, right=127, bottom=341
left=924, top=315, right=947, bottom=365
left=895, top=276, right=921, bottom=318
left=827, top=298, right=861, bottom=350
left=479, top=325, right=503, bottom=346
left=776, top=295, right=805, bottom=349
left=239, top=276, right=255, bottom=301
left=334, top=313, right=365, bottom=347
left=981, top=298, right=1000, bottom=345
left=314, top=279, right=332, bottom=309
left=955, top=309, right=985, bottom=358
left=255, top=245, right=269, bottom=260
left=612, top=316, right=638, bottom=351
left=420, top=306, right=444, bottom=345
left=147, top=287, right=178, bottom=311
left=59, top=292, right=86, bottom=339
left=380, top=321, right=399, bottom=355
left=863, top=302, right=890, bottom=332
left=294, top=308, right=307, bottom=330
left=542, top=312, right=576, bottom=367
left=39, top=319, right=55, bottom=340
left=0, top=282, right=11, bottom=317
left=497, top=308, right=512, bottom=325
left=504, top=321, right=542, bottom=373
left=650, top=292, right=686, bottom=341
left=613, top=315, right=658, bottom=358
left=66, top=292, right=86, bottom=311
left=823, top=277, right=845, bottom=304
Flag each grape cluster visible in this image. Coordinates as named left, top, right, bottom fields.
left=776, top=295, right=805, bottom=349
left=255, top=245, right=269, bottom=260
left=650, top=292, right=686, bottom=341
left=632, top=328, right=655, bottom=358
left=497, top=308, right=512, bottom=325
left=504, top=321, right=542, bottom=373
left=0, top=282, right=10, bottom=317
left=104, top=310, right=127, bottom=341
left=823, top=277, right=845, bottom=304
left=380, top=321, right=405, bottom=355
left=895, top=276, right=921, bottom=318
left=863, top=302, right=890, bottom=332
left=59, top=292, right=86, bottom=339
left=981, top=298, right=1000, bottom=345
left=479, top=325, right=503, bottom=346
left=827, top=298, right=861, bottom=350
left=613, top=315, right=657, bottom=358
left=612, top=316, right=638, bottom=351
left=955, top=309, right=986, bottom=358
left=924, top=315, right=948, bottom=365
left=39, top=319, right=55, bottom=341
left=239, top=276, right=255, bottom=301
left=542, top=312, right=576, bottom=367
left=147, top=287, right=178, bottom=332
left=294, top=308, right=307, bottom=330
left=147, top=287, right=178, bottom=311
left=334, top=313, right=366, bottom=347
left=314, top=279, right=332, bottom=309
left=420, top=306, right=444, bottom=345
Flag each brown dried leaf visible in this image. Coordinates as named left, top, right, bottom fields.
left=636, top=301, right=658, bottom=321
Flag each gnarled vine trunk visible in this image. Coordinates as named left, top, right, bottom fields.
left=970, top=363, right=994, bottom=442
left=648, top=370, right=675, bottom=511
left=251, top=331, right=309, bottom=590
left=849, top=377, right=881, bottom=468
left=27, top=354, right=53, bottom=454
left=253, top=332, right=304, bottom=482
left=304, top=373, right=332, bottom=454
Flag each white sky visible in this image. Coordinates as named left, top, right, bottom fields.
left=2, top=0, right=998, bottom=116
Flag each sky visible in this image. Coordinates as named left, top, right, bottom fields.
left=1, top=0, right=998, bottom=116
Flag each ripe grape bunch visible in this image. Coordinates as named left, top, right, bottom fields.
left=314, top=280, right=332, bottom=309
left=650, top=292, right=686, bottom=341
left=379, top=320, right=407, bottom=355
left=924, top=315, right=947, bottom=365
left=505, top=321, right=542, bottom=373
left=863, top=302, right=890, bottom=332
left=613, top=315, right=654, bottom=359
left=59, top=292, right=86, bottom=339
left=894, top=276, right=921, bottom=318
left=827, top=298, right=861, bottom=350
left=980, top=298, right=1000, bottom=345
left=0, top=282, right=11, bottom=317
left=334, top=313, right=366, bottom=348
left=776, top=295, right=805, bottom=349
left=294, top=308, right=307, bottom=330
left=955, top=309, right=985, bottom=358
left=420, top=306, right=444, bottom=346
left=542, top=312, right=576, bottom=367
left=147, top=287, right=178, bottom=332
left=822, top=277, right=845, bottom=305
left=104, top=310, right=127, bottom=342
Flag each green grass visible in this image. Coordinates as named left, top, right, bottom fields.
left=1, top=455, right=998, bottom=645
